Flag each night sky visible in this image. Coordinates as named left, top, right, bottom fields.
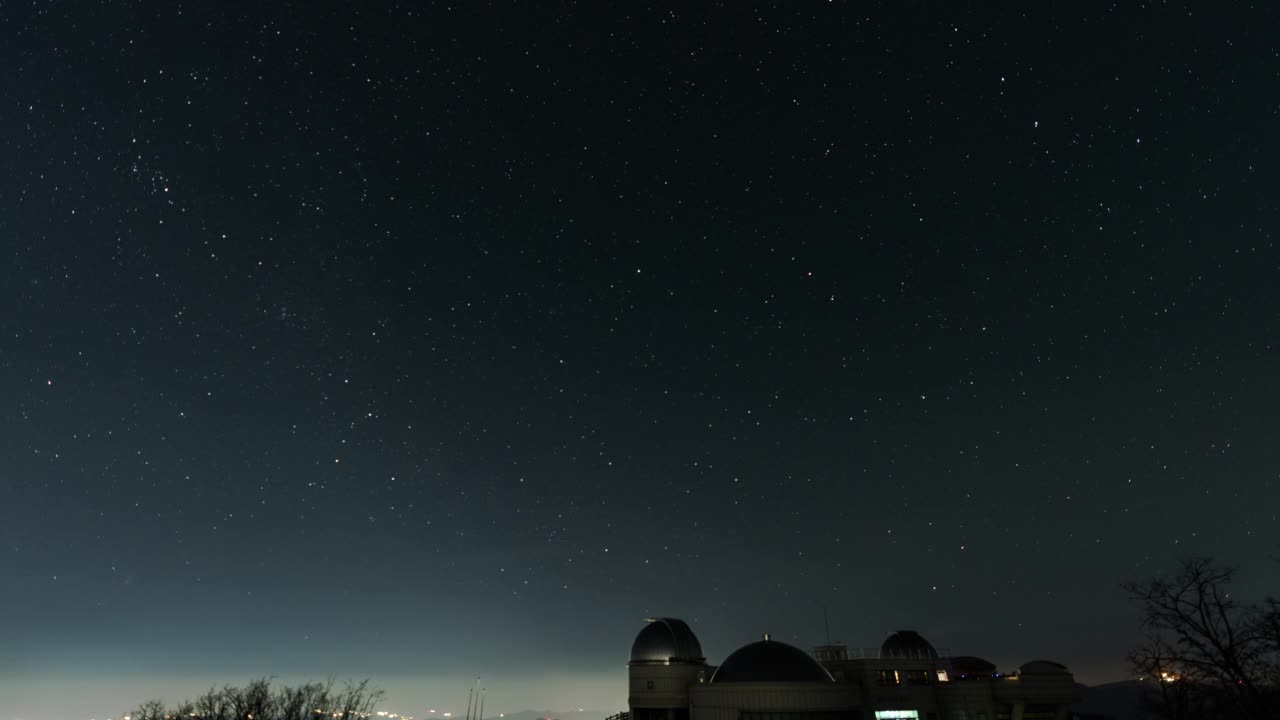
left=4, top=3, right=1280, bottom=719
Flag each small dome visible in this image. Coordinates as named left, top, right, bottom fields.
left=881, top=630, right=938, bottom=660
left=711, top=638, right=834, bottom=683
left=950, top=656, right=997, bottom=677
left=1019, top=660, right=1069, bottom=675
left=630, top=618, right=705, bottom=664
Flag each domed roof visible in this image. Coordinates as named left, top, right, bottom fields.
left=1019, top=660, right=1069, bottom=675
left=710, top=637, right=834, bottom=684
left=880, top=630, right=938, bottom=660
left=630, top=618, right=705, bottom=664
left=950, top=656, right=997, bottom=677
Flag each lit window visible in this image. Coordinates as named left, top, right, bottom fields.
left=936, top=670, right=949, bottom=682
left=874, top=712, right=920, bottom=720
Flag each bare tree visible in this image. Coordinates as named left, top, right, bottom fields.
left=126, top=677, right=385, bottom=720
left=130, top=699, right=168, bottom=720
left=1126, top=632, right=1212, bottom=719
left=1124, top=557, right=1279, bottom=720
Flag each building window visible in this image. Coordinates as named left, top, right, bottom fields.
left=935, top=670, right=949, bottom=683
left=646, top=680, right=654, bottom=691
left=904, top=670, right=930, bottom=685
left=873, top=712, right=919, bottom=720
left=878, top=670, right=901, bottom=686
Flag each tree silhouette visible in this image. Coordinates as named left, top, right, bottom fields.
left=127, top=677, right=384, bottom=720
left=1124, top=557, right=1279, bottom=720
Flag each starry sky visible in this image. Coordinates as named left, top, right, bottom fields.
left=4, top=2, right=1280, bottom=719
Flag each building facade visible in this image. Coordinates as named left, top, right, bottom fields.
left=626, top=618, right=1079, bottom=720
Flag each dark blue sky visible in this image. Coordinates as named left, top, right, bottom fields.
left=4, top=2, right=1279, bottom=718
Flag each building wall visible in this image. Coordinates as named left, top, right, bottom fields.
left=629, top=662, right=709, bottom=713
left=934, top=680, right=997, bottom=719
left=689, top=683, right=861, bottom=720
left=627, top=632, right=1078, bottom=720
left=671, top=659, right=1077, bottom=720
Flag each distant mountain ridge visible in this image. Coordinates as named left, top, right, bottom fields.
left=1072, top=680, right=1149, bottom=720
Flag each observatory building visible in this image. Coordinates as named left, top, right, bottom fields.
left=625, top=619, right=1079, bottom=720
